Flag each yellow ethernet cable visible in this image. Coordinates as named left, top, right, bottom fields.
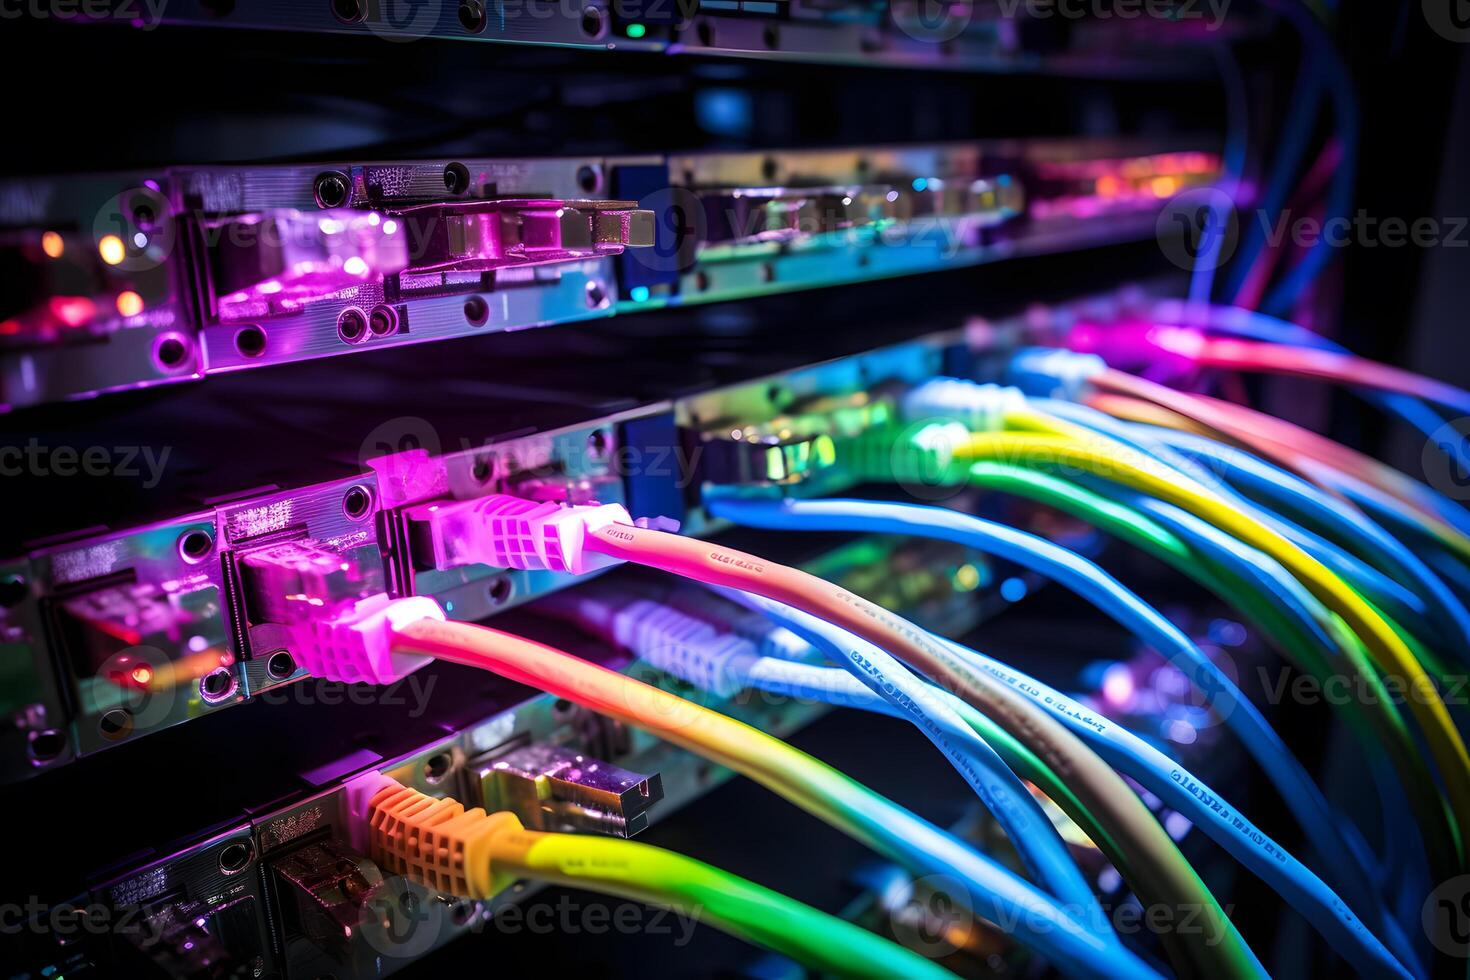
left=351, top=775, right=958, bottom=980
left=958, top=425, right=1470, bottom=864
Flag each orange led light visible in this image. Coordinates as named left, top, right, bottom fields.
left=98, top=234, right=126, bottom=266
left=41, top=231, right=64, bottom=258
left=1150, top=176, right=1179, bottom=198
left=116, top=291, right=145, bottom=317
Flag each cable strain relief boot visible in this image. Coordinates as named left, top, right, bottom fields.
left=362, top=779, right=526, bottom=899
left=289, top=593, right=443, bottom=685
left=406, top=494, right=633, bottom=574
left=901, top=378, right=1027, bottom=432
left=1004, top=347, right=1106, bottom=401
left=617, top=600, right=757, bottom=697
left=835, top=421, right=972, bottom=487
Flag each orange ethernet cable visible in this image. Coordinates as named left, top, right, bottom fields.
left=345, top=775, right=959, bottom=980
left=288, top=594, right=1165, bottom=980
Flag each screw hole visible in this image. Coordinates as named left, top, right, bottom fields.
left=343, top=485, right=373, bottom=520
left=463, top=295, right=490, bottom=326
left=761, top=157, right=778, bottom=181
left=576, top=165, right=601, bottom=194
left=694, top=271, right=711, bottom=292
left=338, top=308, right=368, bottom=345
left=201, top=668, right=236, bottom=702
left=443, top=162, right=471, bottom=196
left=218, top=841, right=254, bottom=875
left=585, top=280, right=608, bottom=309
left=153, top=334, right=190, bottom=371
left=587, top=429, right=609, bottom=458
left=424, top=753, right=453, bottom=784
left=580, top=6, right=605, bottom=36
left=314, top=171, right=351, bottom=208
left=762, top=24, right=778, bottom=48
left=487, top=576, right=513, bottom=605
left=330, top=0, right=364, bottom=22
left=759, top=262, right=775, bottom=283
left=471, top=456, right=494, bottom=483
left=458, top=0, right=487, bottom=32
left=234, top=324, right=267, bottom=358
left=266, top=651, right=297, bottom=680
left=28, top=730, right=65, bottom=762
left=369, top=305, right=398, bottom=337
left=99, top=709, right=134, bottom=741
left=178, top=530, right=214, bottom=563
left=0, top=575, right=28, bottom=608
left=696, top=18, right=713, bottom=45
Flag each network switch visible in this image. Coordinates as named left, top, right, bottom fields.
left=0, top=141, right=1216, bottom=408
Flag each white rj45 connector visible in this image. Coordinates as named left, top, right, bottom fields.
left=405, top=494, right=633, bottom=575
left=287, top=593, right=444, bottom=685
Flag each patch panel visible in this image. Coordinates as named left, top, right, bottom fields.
left=2, top=282, right=1144, bottom=782
left=0, top=140, right=1218, bottom=409
left=14, top=526, right=999, bottom=980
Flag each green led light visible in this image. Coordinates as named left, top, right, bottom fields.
left=630, top=285, right=650, bottom=302
left=626, top=22, right=647, bottom=38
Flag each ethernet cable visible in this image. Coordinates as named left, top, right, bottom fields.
left=703, top=492, right=1395, bottom=948
left=728, top=591, right=1421, bottom=980
left=349, top=775, right=959, bottom=980
left=290, top=592, right=1159, bottom=979
left=534, top=588, right=1108, bottom=931
left=1150, top=328, right=1470, bottom=417
left=892, top=370, right=1466, bottom=858
left=1145, top=300, right=1469, bottom=470
left=962, top=459, right=1439, bottom=873
left=1144, top=425, right=1470, bottom=655
left=386, top=616, right=1162, bottom=980
left=954, top=434, right=1436, bottom=946
left=1088, top=368, right=1470, bottom=554
left=948, top=425, right=1470, bottom=865
left=572, top=520, right=1261, bottom=980
left=1028, top=398, right=1439, bottom=644
left=1032, top=397, right=1448, bottom=650
left=405, top=493, right=1260, bottom=979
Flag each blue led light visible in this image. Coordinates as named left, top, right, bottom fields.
left=630, top=285, right=651, bottom=303
left=1000, top=576, right=1028, bottom=602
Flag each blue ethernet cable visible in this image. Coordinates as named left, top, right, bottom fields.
left=1219, top=67, right=1323, bottom=303
left=740, top=617, right=1114, bottom=940
left=706, top=492, right=1398, bottom=952
left=1034, top=398, right=1436, bottom=640
left=730, top=591, right=1414, bottom=980
left=736, top=577, right=1420, bottom=966
left=936, top=634, right=1418, bottom=980
left=1254, top=0, right=1359, bottom=317
left=1146, top=425, right=1470, bottom=656
left=1051, top=484, right=1429, bottom=965
left=535, top=588, right=1110, bottom=938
